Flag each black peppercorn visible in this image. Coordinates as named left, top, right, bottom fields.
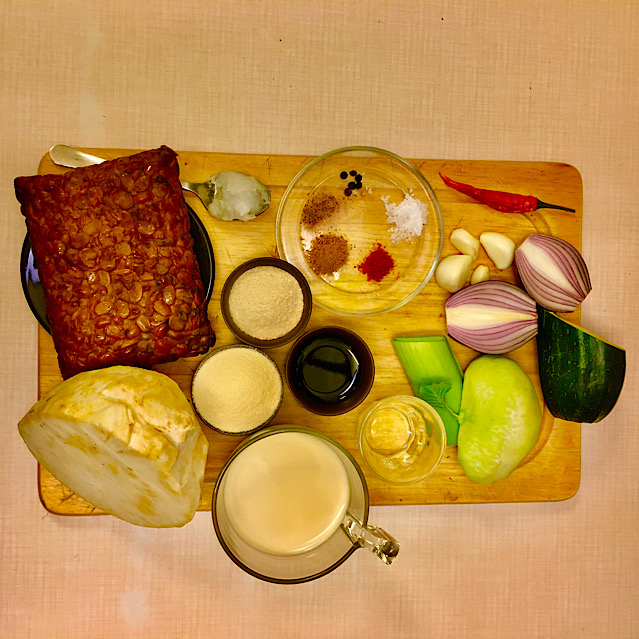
left=340, top=171, right=348, bottom=179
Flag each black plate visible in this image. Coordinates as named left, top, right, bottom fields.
left=20, top=204, right=215, bottom=334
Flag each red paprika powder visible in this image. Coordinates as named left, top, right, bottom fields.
left=356, top=243, right=395, bottom=282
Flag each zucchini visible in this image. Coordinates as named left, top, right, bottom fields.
left=536, top=307, right=625, bottom=423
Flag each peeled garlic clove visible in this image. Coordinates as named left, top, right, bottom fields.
left=470, top=264, right=490, bottom=284
left=480, top=232, right=515, bottom=269
left=445, top=280, right=538, bottom=354
left=450, top=228, right=480, bottom=261
left=514, top=233, right=591, bottom=312
left=435, top=254, right=473, bottom=293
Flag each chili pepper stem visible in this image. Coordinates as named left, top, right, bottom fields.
left=535, top=200, right=576, bottom=213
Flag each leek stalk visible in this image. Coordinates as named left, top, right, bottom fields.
left=392, top=335, right=463, bottom=445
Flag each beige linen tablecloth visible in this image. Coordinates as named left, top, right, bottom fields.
left=2, top=2, right=637, bottom=637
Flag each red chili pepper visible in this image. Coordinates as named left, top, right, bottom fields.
left=439, top=173, right=575, bottom=213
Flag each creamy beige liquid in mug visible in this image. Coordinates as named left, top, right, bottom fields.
left=222, top=431, right=351, bottom=556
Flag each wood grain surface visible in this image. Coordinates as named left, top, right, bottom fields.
left=33, top=149, right=582, bottom=516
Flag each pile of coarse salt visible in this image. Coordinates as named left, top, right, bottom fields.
left=382, top=193, right=428, bottom=243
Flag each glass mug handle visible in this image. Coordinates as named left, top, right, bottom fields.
left=341, top=513, right=400, bottom=565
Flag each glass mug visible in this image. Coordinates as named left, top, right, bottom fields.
left=212, top=426, right=400, bottom=584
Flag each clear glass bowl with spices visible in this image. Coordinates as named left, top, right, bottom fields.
left=276, top=146, right=443, bottom=316
left=221, top=257, right=312, bottom=348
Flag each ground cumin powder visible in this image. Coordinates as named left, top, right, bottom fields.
left=306, top=233, right=349, bottom=276
left=301, top=193, right=340, bottom=227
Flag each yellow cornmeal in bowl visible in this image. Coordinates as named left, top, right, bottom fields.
left=228, top=266, right=304, bottom=340
left=192, top=346, right=282, bottom=434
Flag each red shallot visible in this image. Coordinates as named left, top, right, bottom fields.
left=514, top=234, right=591, bottom=312
left=445, top=281, right=538, bottom=354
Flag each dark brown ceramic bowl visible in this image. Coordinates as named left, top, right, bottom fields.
left=221, top=257, right=312, bottom=349
left=285, top=326, right=375, bottom=416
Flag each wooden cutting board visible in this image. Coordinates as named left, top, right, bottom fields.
left=33, top=149, right=582, bottom=516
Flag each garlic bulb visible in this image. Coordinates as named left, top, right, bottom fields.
left=514, top=234, right=591, bottom=312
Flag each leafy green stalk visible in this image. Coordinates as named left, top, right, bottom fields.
left=392, top=335, right=463, bottom=445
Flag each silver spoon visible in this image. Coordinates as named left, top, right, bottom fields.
left=48, top=145, right=271, bottom=222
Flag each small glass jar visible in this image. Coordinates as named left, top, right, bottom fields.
left=358, top=395, right=446, bottom=485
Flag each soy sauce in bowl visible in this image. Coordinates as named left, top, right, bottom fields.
left=286, top=327, right=374, bottom=416
left=293, top=335, right=360, bottom=402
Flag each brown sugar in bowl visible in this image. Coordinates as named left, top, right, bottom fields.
left=221, top=257, right=312, bottom=349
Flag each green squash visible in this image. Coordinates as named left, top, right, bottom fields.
left=457, top=355, right=542, bottom=484
left=537, top=307, right=625, bottom=423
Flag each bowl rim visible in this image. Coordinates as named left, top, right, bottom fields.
left=191, top=343, right=283, bottom=436
left=220, top=257, right=312, bottom=349
left=275, top=145, right=444, bottom=317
